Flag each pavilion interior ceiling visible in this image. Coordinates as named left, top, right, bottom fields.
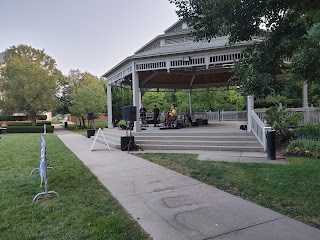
left=122, top=67, right=234, bottom=90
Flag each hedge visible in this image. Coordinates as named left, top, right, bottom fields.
left=0, top=115, right=47, bottom=121
left=5, top=125, right=54, bottom=133
left=255, top=99, right=303, bottom=108
left=2, top=121, right=52, bottom=126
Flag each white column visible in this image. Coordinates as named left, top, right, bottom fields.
left=303, top=81, right=308, bottom=107
left=247, top=95, right=254, bottom=132
left=107, top=84, right=113, bottom=129
left=189, top=75, right=195, bottom=117
left=189, top=89, right=193, bottom=116
left=132, top=63, right=141, bottom=132
left=138, top=90, right=142, bottom=109
left=303, top=81, right=310, bottom=123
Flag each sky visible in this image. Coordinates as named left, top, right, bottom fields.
left=0, top=0, right=178, bottom=76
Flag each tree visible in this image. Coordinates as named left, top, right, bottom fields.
left=1, top=45, right=62, bottom=125
left=110, top=87, right=133, bottom=123
left=55, top=69, right=81, bottom=115
left=68, top=75, right=106, bottom=127
left=170, top=0, right=320, bottom=97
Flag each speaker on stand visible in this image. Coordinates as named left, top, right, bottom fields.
left=87, top=112, right=95, bottom=138
left=121, top=106, right=137, bottom=152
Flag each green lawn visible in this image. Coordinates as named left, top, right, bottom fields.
left=138, top=153, right=320, bottom=229
left=0, top=133, right=147, bottom=240
left=62, top=121, right=108, bottom=136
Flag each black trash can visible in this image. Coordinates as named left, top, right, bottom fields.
left=0, top=128, right=7, bottom=134
left=64, top=122, right=68, bottom=128
left=267, top=130, right=276, bottom=160
left=87, top=129, right=95, bottom=138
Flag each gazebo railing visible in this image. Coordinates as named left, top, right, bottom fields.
left=193, top=111, right=247, bottom=122
left=220, top=110, right=247, bottom=121
left=250, top=110, right=271, bottom=151
left=254, top=107, right=320, bottom=125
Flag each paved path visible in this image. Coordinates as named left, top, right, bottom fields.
left=54, top=126, right=320, bottom=240
left=135, top=150, right=287, bottom=164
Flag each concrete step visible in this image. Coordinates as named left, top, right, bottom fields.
left=133, top=132, right=253, bottom=137
left=134, top=136, right=257, bottom=141
left=138, top=144, right=264, bottom=152
left=102, top=128, right=264, bottom=152
left=135, top=139, right=261, bottom=147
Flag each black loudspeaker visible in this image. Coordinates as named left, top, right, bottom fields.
left=122, top=106, right=137, bottom=122
left=88, top=112, right=94, bottom=120
left=121, top=136, right=135, bottom=151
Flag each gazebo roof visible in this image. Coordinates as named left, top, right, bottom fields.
left=102, top=20, right=260, bottom=89
left=134, top=37, right=231, bottom=58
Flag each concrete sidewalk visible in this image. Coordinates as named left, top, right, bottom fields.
left=135, top=150, right=287, bottom=164
left=54, top=126, right=320, bottom=240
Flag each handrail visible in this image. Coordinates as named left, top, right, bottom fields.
left=250, top=110, right=271, bottom=151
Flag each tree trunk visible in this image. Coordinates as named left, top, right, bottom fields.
left=30, top=115, right=37, bottom=126
left=81, top=117, right=86, bottom=128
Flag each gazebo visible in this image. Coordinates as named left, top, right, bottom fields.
left=102, top=20, right=262, bottom=132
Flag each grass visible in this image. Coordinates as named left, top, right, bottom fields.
left=137, top=153, right=320, bottom=229
left=0, top=133, right=147, bottom=239
left=62, top=121, right=109, bottom=136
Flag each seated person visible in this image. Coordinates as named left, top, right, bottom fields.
left=181, top=108, right=192, bottom=125
left=139, top=105, right=146, bottom=118
left=167, top=104, right=177, bottom=127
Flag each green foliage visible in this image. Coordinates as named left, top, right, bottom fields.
left=68, top=75, right=106, bottom=123
left=5, top=125, right=54, bottom=133
left=170, top=0, right=320, bottom=97
left=142, top=88, right=245, bottom=113
left=290, top=23, right=320, bottom=83
left=298, top=124, right=320, bottom=141
left=264, top=106, right=303, bottom=142
left=1, top=45, right=62, bottom=126
left=111, top=87, right=132, bottom=121
left=288, top=140, right=320, bottom=158
left=56, top=69, right=101, bottom=116
left=255, top=98, right=302, bottom=109
left=0, top=115, right=47, bottom=121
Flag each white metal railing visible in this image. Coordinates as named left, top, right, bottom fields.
left=192, top=111, right=217, bottom=121
left=220, top=110, right=247, bottom=121
left=254, top=107, right=320, bottom=125
left=193, top=111, right=247, bottom=121
left=250, top=110, right=271, bottom=151
left=202, top=112, right=220, bottom=121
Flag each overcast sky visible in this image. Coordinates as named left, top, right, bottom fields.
left=1, top=0, right=178, bottom=76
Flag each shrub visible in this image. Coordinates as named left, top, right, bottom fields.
left=1, top=121, right=51, bottom=126
left=5, top=125, right=54, bottom=133
left=255, top=98, right=302, bottom=109
left=288, top=139, right=320, bottom=158
left=264, top=106, right=303, bottom=142
left=298, top=124, right=320, bottom=141
left=0, top=114, right=47, bottom=121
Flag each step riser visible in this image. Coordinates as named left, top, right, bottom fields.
left=139, top=145, right=263, bottom=152
left=134, top=137, right=257, bottom=141
left=134, top=132, right=252, bottom=137
left=103, top=130, right=263, bottom=152
left=135, top=141, right=261, bottom=147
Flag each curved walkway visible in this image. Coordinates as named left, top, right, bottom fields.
left=54, top=125, right=320, bottom=240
